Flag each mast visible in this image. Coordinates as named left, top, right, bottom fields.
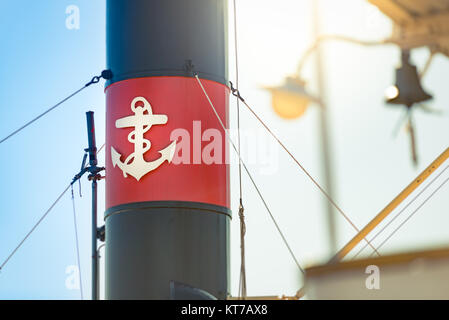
left=104, top=0, right=230, bottom=299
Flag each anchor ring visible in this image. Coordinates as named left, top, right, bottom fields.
left=131, top=96, right=152, bottom=114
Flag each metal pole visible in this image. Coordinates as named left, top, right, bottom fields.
left=86, top=111, right=98, bottom=167
left=86, top=111, right=99, bottom=300
left=312, top=0, right=337, bottom=255
left=91, top=179, right=98, bottom=300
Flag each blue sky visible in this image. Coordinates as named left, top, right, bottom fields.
left=1, top=0, right=449, bottom=299
left=0, top=0, right=106, bottom=299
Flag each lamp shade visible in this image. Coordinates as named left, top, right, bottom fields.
left=265, top=77, right=316, bottom=119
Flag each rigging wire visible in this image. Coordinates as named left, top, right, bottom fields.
left=194, top=74, right=305, bottom=274
left=83, top=143, right=105, bottom=169
left=0, top=184, right=71, bottom=271
left=71, top=185, right=84, bottom=300
left=0, top=71, right=111, bottom=145
left=369, top=175, right=449, bottom=256
left=232, top=0, right=247, bottom=299
left=96, top=143, right=105, bottom=157
left=228, top=87, right=380, bottom=256
left=0, top=144, right=106, bottom=272
left=352, top=165, right=449, bottom=259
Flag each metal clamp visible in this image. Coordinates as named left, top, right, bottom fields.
left=229, top=81, right=245, bottom=102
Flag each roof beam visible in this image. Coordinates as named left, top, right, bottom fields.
left=368, top=0, right=415, bottom=24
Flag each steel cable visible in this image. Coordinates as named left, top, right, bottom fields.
left=195, top=74, right=305, bottom=274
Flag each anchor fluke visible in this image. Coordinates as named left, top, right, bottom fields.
left=111, top=140, right=176, bottom=181
left=111, top=146, right=127, bottom=178
left=160, top=140, right=177, bottom=165
left=110, top=96, right=177, bottom=181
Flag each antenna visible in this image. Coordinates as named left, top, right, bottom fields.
left=86, top=111, right=98, bottom=167
left=71, top=111, right=105, bottom=300
left=86, top=111, right=98, bottom=300
left=84, top=111, right=105, bottom=300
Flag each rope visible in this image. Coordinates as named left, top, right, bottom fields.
left=369, top=175, right=449, bottom=256
left=0, top=184, right=71, bottom=271
left=238, top=204, right=247, bottom=298
left=228, top=88, right=380, bottom=256
left=70, top=185, right=84, bottom=300
left=232, top=0, right=247, bottom=299
left=194, top=74, right=305, bottom=274
left=0, top=71, right=111, bottom=145
left=352, top=165, right=449, bottom=259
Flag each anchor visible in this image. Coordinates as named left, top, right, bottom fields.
left=111, top=96, right=176, bottom=181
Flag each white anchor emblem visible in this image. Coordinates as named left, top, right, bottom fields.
left=111, top=97, right=177, bottom=181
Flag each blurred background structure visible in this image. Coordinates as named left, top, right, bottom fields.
left=263, top=0, right=449, bottom=299
left=0, top=0, right=449, bottom=299
left=264, top=0, right=449, bottom=260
